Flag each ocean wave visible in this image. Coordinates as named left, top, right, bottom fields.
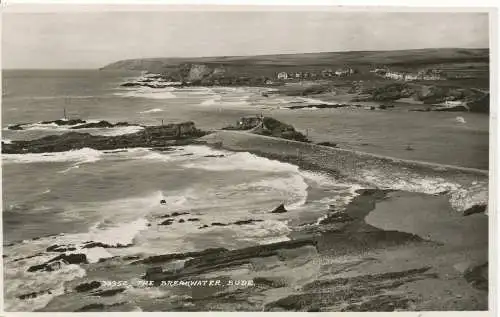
left=182, top=150, right=300, bottom=173
left=3, top=263, right=84, bottom=312
left=5, top=120, right=143, bottom=136
left=360, top=169, right=488, bottom=212
left=139, top=108, right=164, bottom=114
left=3, top=148, right=102, bottom=164
left=114, top=87, right=177, bottom=99
left=246, top=174, right=309, bottom=209
left=199, top=95, right=222, bottom=106
left=3, top=138, right=13, bottom=144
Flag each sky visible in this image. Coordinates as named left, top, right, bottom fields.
left=1, top=7, right=490, bottom=69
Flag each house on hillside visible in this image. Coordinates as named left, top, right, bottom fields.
left=277, top=72, right=288, bottom=80
left=321, top=69, right=334, bottom=77
left=385, top=71, right=404, bottom=80
left=404, top=73, right=419, bottom=81
left=335, top=67, right=355, bottom=77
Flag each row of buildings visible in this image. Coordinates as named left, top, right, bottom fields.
left=276, top=67, right=356, bottom=80
left=371, top=68, right=443, bottom=81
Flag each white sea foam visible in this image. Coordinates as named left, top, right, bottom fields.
left=3, top=148, right=102, bottom=164
left=58, top=165, right=80, bottom=174
left=248, top=174, right=308, bottom=209
left=3, top=139, right=13, bottom=144
left=3, top=263, right=85, bottom=312
left=89, top=125, right=144, bottom=136
left=200, top=95, right=222, bottom=106
left=182, top=151, right=299, bottom=173
left=139, top=108, right=164, bottom=114
left=17, top=119, right=99, bottom=131
left=360, top=169, right=488, bottom=212
left=236, top=220, right=292, bottom=244
left=115, top=87, right=177, bottom=99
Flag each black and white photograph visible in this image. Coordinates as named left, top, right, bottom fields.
left=0, top=3, right=496, bottom=313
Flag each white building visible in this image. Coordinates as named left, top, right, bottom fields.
left=404, top=73, right=419, bottom=81
left=277, top=72, right=288, bottom=80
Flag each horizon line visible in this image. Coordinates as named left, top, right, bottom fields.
left=2, top=46, right=490, bottom=70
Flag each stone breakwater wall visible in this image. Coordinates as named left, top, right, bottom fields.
left=199, top=131, right=489, bottom=213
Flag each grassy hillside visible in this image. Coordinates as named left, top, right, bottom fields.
left=102, top=48, right=489, bottom=76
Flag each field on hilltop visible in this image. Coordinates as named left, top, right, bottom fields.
left=102, top=48, right=489, bottom=76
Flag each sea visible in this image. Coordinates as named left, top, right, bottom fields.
left=1, top=69, right=490, bottom=311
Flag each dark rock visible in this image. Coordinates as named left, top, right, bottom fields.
left=463, top=204, right=487, bottom=216
left=70, top=120, right=115, bottom=129
left=18, top=289, right=53, bottom=300
left=187, top=218, right=200, bottom=222
left=41, top=119, right=86, bottom=126
left=2, top=121, right=207, bottom=154
left=233, top=219, right=264, bottom=225
left=199, top=225, right=209, bottom=229
left=160, top=219, right=174, bottom=226
left=48, top=253, right=88, bottom=265
left=75, top=302, right=128, bottom=312
left=75, top=303, right=106, bottom=312
left=271, top=204, right=288, bottom=214
left=74, top=281, right=102, bottom=292
left=468, top=93, right=489, bottom=113
left=27, top=263, right=50, bottom=272
left=136, top=248, right=228, bottom=265
left=464, top=262, right=488, bottom=291
left=171, top=211, right=190, bottom=217
left=91, top=287, right=126, bottom=297
left=83, top=241, right=131, bottom=249
left=254, top=277, right=287, bottom=288
left=178, top=219, right=185, bottom=223
left=12, top=252, right=44, bottom=262
left=46, top=244, right=76, bottom=252
left=211, top=222, right=228, bottom=226
left=120, top=82, right=142, bottom=87
left=204, top=154, right=225, bottom=158
left=317, top=141, right=337, bottom=148
left=7, top=124, right=24, bottom=130
left=146, top=239, right=316, bottom=282
left=160, top=199, right=167, bottom=205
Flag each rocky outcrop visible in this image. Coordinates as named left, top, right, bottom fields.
left=46, top=244, right=77, bottom=252
left=27, top=253, right=88, bottom=272
left=41, top=119, right=86, bottom=126
left=70, top=120, right=133, bottom=129
left=223, top=116, right=310, bottom=142
left=74, top=281, right=102, bottom=292
left=271, top=204, right=288, bottom=214
left=90, top=288, right=126, bottom=297
left=2, top=121, right=207, bottom=154
left=467, top=93, right=489, bottom=113
left=317, top=141, right=337, bottom=148
left=463, top=204, right=487, bottom=216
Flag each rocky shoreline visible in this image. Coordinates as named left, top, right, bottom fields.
left=27, top=188, right=488, bottom=312
left=2, top=120, right=207, bottom=154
